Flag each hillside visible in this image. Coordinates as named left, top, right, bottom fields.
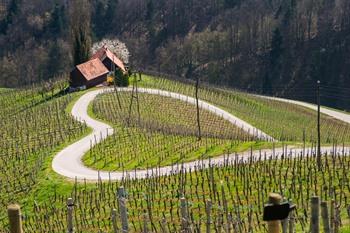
left=1, top=76, right=350, bottom=232
left=0, top=0, right=350, bottom=111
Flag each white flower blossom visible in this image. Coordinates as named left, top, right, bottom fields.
left=92, top=38, right=130, bottom=64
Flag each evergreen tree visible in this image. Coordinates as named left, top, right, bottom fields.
left=270, top=28, right=283, bottom=67
left=264, top=27, right=283, bottom=93
left=115, top=69, right=129, bottom=87
left=104, top=0, right=118, bottom=34
left=48, top=4, right=65, bottom=35
left=0, top=0, right=20, bottom=34
left=224, top=0, right=240, bottom=9
left=46, top=41, right=66, bottom=79
left=146, top=0, right=154, bottom=20
left=93, top=1, right=105, bottom=39
left=70, top=0, right=92, bottom=66
left=262, top=72, right=273, bottom=95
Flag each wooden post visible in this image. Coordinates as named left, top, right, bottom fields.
left=282, top=198, right=289, bottom=233
left=180, top=197, right=189, bottom=232
left=310, top=196, right=320, bottom=233
left=282, top=217, right=288, bottom=233
left=321, top=201, right=331, bottom=233
left=118, top=187, right=129, bottom=233
left=317, top=80, right=321, bottom=169
left=195, top=75, right=201, bottom=141
left=67, top=198, right=74, bottom=233
left=334, top=203, right=340, bottom=233
left=143, top=211, right=149, bottom=233
left=289, top=209, right=295, bottom=233
left=111, top=209, right=118, bottom=233
left=268, top=193, right=282, bottom=233
left=7, top=204, right=23, bottom=233
left=330, top=200, right=335, bottom=233
left=160, top=218, right=169, bottom=233
left=206, top=199, right=212, bottom=233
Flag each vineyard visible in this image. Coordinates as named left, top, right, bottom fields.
left=0, top=81, right=89, bottom=231
left=1, top=75, right=350, bottom=232
left=138, top=75, right=350, bottom=144
left=83, top=91, right=269, bottom=171
left=7, top=148, right=350, bottom=232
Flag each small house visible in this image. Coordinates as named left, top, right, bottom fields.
left=91, top=46, right=127, bottom=74
left=70, top=58, right=109, bottom=88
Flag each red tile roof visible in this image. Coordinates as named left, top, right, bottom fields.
left=91, top=46, right=127, bottom=73
left=76, top=58, right=109, bottom=81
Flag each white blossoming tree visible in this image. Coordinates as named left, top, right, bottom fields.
left=91, top=38, right=130, bottom=64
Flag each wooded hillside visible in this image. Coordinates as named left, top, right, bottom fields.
left=0, top=0, right=349, bottom=110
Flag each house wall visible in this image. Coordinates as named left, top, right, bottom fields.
left=103, top=58, right=113, bottom=71
left=85, top=74, right=108, bottom=88
left=70, top=69, right=86, bottom=87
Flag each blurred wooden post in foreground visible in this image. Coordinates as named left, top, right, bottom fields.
left=310, top=196, right=320, bottom=233
left=118, top=186, right=129, bottom=233
left=111, top=209, right=118, bottom=233
left=321, top=201, right=331, bottom=233
left=206, top=199, right=212, bottom=233
left=289, top=208, right=295, bottom=233
left=180, top=197, right=189, bottom=232
left=268, top=193, right=282, bottom=233
left=7, top=204, right=23, bottom=233
left=67, top=198, right=74, bottom=233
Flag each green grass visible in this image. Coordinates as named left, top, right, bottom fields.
left=19, top=126, right=93, bottom=214
left=0, top=83, right=90, bottom=227
left=9, top=88, right=94, bottom=220
left=137, top=75, right=350, bottom=144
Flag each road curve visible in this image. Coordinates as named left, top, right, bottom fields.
left=52, top=88, right=350, bottom=181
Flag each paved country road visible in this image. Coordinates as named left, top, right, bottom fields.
left=52, top=88, right=350, bottom=181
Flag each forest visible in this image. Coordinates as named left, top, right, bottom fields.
left=0, top=0, right=349, bottom=110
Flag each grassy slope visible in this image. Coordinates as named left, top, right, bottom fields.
left=138, top=75, right=350, bottom=144
left=0, top=85, right=92, bottom=224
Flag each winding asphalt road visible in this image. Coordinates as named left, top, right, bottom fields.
left=52, top=88, right=350, bottom=181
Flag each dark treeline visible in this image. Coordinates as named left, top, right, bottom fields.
left=0, top=0, right=349, bottom=110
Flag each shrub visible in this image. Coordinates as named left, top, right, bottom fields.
left=115, top=69, right=129, bottom=87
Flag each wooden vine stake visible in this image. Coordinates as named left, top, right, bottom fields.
left=310, top=196, right=320, bottom=233
left=289, top=208, right=295, bottom=233
left=118, top=186, right=129, bottom=233
left=180, top=197, right=189, bottom=233
left=282, top=199, right=289, bottom=233
left=7, top=204, right=23, bottom=233
left=321, top=201, right=331, bottom=233
left=160, top=218, right=168, bottom=233
left=206, top=199, right=212, bottom=233
left=67, top=198, right=74, bottom=233
left=111, top=209, right=118, bottom=233
left=267, top=193, right=282, bottom=233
